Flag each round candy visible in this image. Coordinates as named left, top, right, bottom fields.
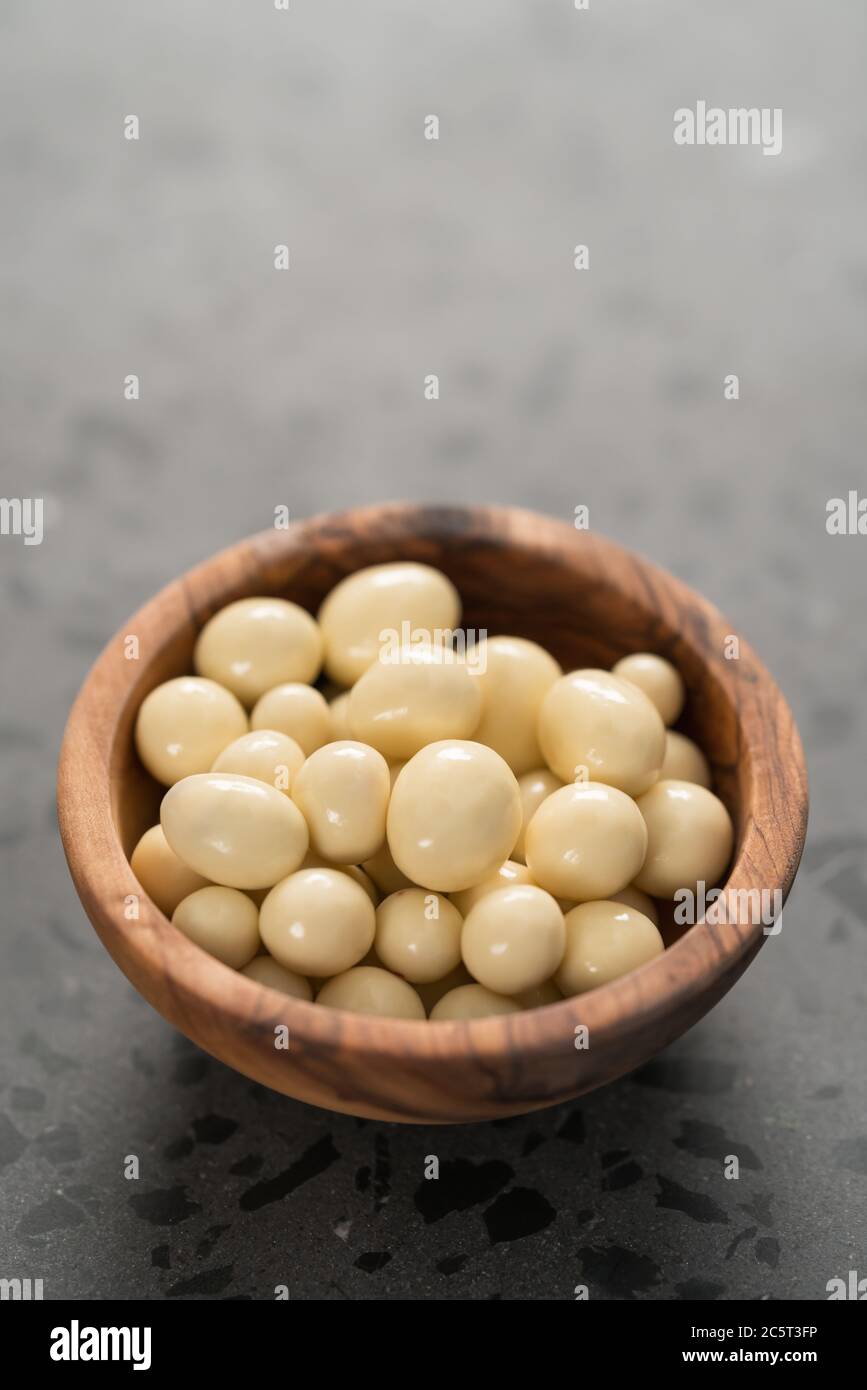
left=513, top=979, right=562, bottom=1009
left=172, top=885, right=260, bottom=969
left=429, top=984, right=521, bottom=1021
left=130, top=824, right=210, bottom=917
left=259, top=868, right=375, bottom=976
left=613, top=652, right=685, bottom=727
left=450, top=859, right=534, bottom=918
left=161, top=772, right=309, bottom=889
left=193, top=597, right=322, bottom=705
left=250, top=683, right=332, bottom=757
left=347, top=643, right=482, bottom=760
left=471, top=636, right=562, bottom=774
left=634, top=779, right=734, bottom=898
left=135, top=677, right=247, bottom=786
left=316, top=966, right=425, bottom=1020
left=387, top=741, right=522, bottom=892
left=556, top=901, right=664, bottom=996
left=361, top=840, right=414, bottom=896
left=524, top=782, right=648, bottom=902
left=660, top=730, right=712, bottom=789
left=240, top=955, right=312, bottom=1001
left=414, top=963, right=473, bottom=1015
left=292, top=740, right=390, bottom=864
left=318, top=561, right=461, bottom=687
left=211, top=728, right=305, bottom=794
left=537, top=669, right=665, bottom=795
left=375, top=889, right=463, bottom=984
left=329, top=692, right=353, bottom=740
left=512, top=768, right=563, bottom=862
left=301, top=851, right=380, bottom=905
left=610, top=883, right=660, bottom=926
left=461, top=884, right=566, bottom=995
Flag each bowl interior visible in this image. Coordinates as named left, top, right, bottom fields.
left=112, top=512, right=748, bottom=961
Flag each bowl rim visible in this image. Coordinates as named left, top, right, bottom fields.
left=57, top=501, right=809, bottom=1067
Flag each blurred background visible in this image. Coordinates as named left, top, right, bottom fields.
left=1, top=0, right=865, bottom=1299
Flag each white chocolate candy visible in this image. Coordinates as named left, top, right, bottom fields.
left=130, top=824, right=210, bottom=917
left=610, top=884, right=660, bottom=926
left=429, top=984, right=521, bottom=1021
left=415, top=963, right=473, bottom=1015
left=450, top=859, right=534, bottom=918
left=556, top=901, right=664, bottom=996
left=634, top=779, right=734, bottom=898
left=316, top=966, right=425, bottom=1020
left=135, top=677, right=248, bottom=786
left=387, top=741, right=522, bottom=892
left=361, top=840, right=414, bottom=896
left=375, top=889, right=463, bottom=983
left=461, top=885, right=566, bottom=995
left=329, top=692, right=353, bottom=741
left=318, top=561, right=461, bottom=687
left=660, top=730, right=712, bottom=789
left=211, top=728, right=305, bottom=794
left=194, top=597, right=322, bottom=706
left=347, top=643, right=481, bottom=760
left=513, top=979, right=562, bottom=1009
left=471, top=636, right=562, bottom=775
left=301, top=851, right=380, bottom=906
left=240, top=955, right=312, bottom=1001
left=537, top=669, right=665, bottom=795
left=524, top=782, right=648, bottom=902
left=512, top=768, right=563, bottom=863
left=161, top=772, right=309, bottom=889
left=259, top=867, right=375, bottom=976
left=291, top=740, right=390, bottom=864
left=172, top=885, right=260, bottom=969
left=250, top=683, right=331, bottom=757
left=613, top=652, right=685, bottom=727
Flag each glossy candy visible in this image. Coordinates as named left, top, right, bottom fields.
left=135, top=677, right=247, bottom=786
left=161, top=772, right=308, bottom=888
left=538, top=668, right=665, bottom=795
left=194, top=597, right=322, bottom=705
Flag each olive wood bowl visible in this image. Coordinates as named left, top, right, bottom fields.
left=57, top=503, right=808, bottom=1123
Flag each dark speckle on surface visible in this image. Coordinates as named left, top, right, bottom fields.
left=414, top=1158, right=514, bottom=1225
left=129, top=1187, right=202, bottom=1227
left=192, top=1114, right=239, bottom=1146
left=484, top=1187, right=556, bottom=1245
left=578, top=1245, right=663, bottom=1300
left=656, top=1176, right=730, bottom=1226
left=0, top=1113, right=29, bottom=1170
left=167, top=1265, right=235, bottom=1298
left=354, top=1251, right=392, bottom=1273
left=240, top=1136, right=340, bottom=1212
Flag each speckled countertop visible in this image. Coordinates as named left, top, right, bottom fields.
left=1, top=0, right=865, bottom=1300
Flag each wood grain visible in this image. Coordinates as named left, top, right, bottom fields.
left=57, top=503, right=809, bottom=1123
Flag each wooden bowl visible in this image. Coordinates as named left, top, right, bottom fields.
left=57, top=503, right=808, bottom=1123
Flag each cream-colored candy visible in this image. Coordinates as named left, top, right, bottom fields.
left=292, top=740, right=390, bottom=864
left=461, top=885, right=566, bottom=995
left=161, top=772, right=308, bottom=889
left=250, top=683, right=331, bottom=756
left=450, top=859, right=534, bottom=917
left=512, top=768, right=563, bottom=863
left=429, top=984, right=521, bottom=1021
left=318, top=561, right=461, bottom=687
left=347, top=644, right=481, bottom=760
left=135, top=677, right=247, bottom=786
left=513, top=979, right=562, bottom=1009
left=634, top=779, right=734, bottom=898
left=211, top=728, right=305, bottom=794
left=471, top=636, right=562, bottom=775
left=259, top=867, right=375, bottom=976
left=387, top=741, right=522, bottom=892
left=415, top=963, right=473, bottom=1015
left=130, top=824, right=210, bottom=916
left=329, top=692, right=353, bottom=740
left=375, top=889, right=463, bottom=983
left=610, top=884, right=660, bottom=926
left=524, top=782, right=648, bottom=902
left=361, top=840, right=414, bottom=896
left=660, top=730, right=712, bottom=789
left=301, top=851, right=380, bottom=906
left=194, top=597, right=322, bottom=705
left=172, top=885, right=260, bottom=969
left=613, top=652, right=685, bottom=727
left=538, top=669, right=665, bottom=795
left=556, top=901, right=664, bottom=996
left=316, top=966, right=425, bottom=1020
left=240, top=955, right=312, bottom=1001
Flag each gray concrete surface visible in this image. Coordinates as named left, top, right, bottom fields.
left=1, top=0, right=866, bottom=1299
